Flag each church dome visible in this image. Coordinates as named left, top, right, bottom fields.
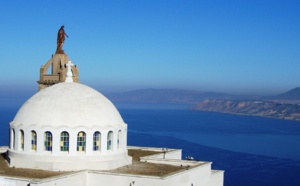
left=12, top=82, right=124, bottom=128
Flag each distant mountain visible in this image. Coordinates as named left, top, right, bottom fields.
left=273, top=87, right=300, bottom=100
left=189, top=87, right=300, bottom=121
left=191, top=99, right=300, bottom=121
left=106, top=88, right=232, bottom=104
left=106, top=87, right=300, bottom=121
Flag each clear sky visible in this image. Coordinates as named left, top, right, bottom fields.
left=0, top=0, right=299, bottom=95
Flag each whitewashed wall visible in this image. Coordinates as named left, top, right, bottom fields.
left=30, top=171, right=87, bottom=186
left=0, top=176, right=30, bottom=186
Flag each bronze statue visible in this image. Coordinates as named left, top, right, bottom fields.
left=56, top=26, right=68, bottom=54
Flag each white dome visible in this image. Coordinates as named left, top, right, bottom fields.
left=12, top=82, right=124, bottom=128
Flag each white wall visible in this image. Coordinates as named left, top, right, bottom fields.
left=128, top=146, right=182, bottom=160
left=30, top=171, right=87, bottom=186
left=87, top=163, right=212, bottom=186
left=209, top=170, right=224, bottom=186
left=8, top=150, right=132, bottom=171
left=0, top=176, right=30, bottom=186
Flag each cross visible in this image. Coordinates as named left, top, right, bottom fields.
left=65, top=61, right=74, bottom=83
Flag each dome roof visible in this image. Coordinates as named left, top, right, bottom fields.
left=12, top=83, right=124, bottom=128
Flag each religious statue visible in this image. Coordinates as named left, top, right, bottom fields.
left=56, top=26, right=69, bottom=54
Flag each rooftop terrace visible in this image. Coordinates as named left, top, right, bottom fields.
left=0, top=147, right=208, bottom=179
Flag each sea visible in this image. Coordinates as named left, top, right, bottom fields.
left=1, top=102, right=300, bottom=186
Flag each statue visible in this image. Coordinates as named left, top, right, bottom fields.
left=56, top=26, right=68, bottom=54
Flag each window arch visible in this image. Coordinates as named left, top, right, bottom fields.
left=60, top=131, right=69, bottom=152
left=107, top=131, right=113, bottom=151
left=93, top=131, right=101, bottom=151
left=44, top=131, right=52, bottom=151
left=77, top=131, right=86, bottom=152
left=20, top=130, right=24, bottom=151
left=31, top=130, right=37, bottom=151
left=11, top=129, right=15, bottom=150
left=117, top=130, right=122, bottom=149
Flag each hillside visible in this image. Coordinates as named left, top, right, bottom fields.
left=107, top=87, right=300, bottom=103
left=106, top=87, right=300, bottom=121
left=106, top=88, right=232, bottom=104
left=273, top=87, right=300, bottom=100
left=191, top=99, right=300, bottom=121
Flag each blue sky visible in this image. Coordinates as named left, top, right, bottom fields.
left=0, top=0, right=299, bottom=95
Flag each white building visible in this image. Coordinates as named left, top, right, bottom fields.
left=0, top=54, right=224, bottom=186
left=9, top=81, right=131, bottom=171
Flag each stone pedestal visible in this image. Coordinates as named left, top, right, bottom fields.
left=37, top=54, right=79, bottom=90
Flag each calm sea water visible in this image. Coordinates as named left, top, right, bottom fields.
left=1, top=103, right=300, bottom=186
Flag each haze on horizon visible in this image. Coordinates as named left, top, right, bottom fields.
left=0, top=0, right=299, bottom=96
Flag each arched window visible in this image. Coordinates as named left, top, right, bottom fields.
left=44, top=131, right=52, bottom=151
left=31, top=130, right=37, bottom=151
left=93, top=131, right=101, bottom=151
left=20, top=130, right=24, bottom=151
left=60, top=131, right=69, bottom=152
left=77, top=131, right=86, bottom=152
left=107, top=131, right=113, bottom=151
left=11, top=129, right=15, bottom=150
left=117, top=130, right=122, bottom=149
